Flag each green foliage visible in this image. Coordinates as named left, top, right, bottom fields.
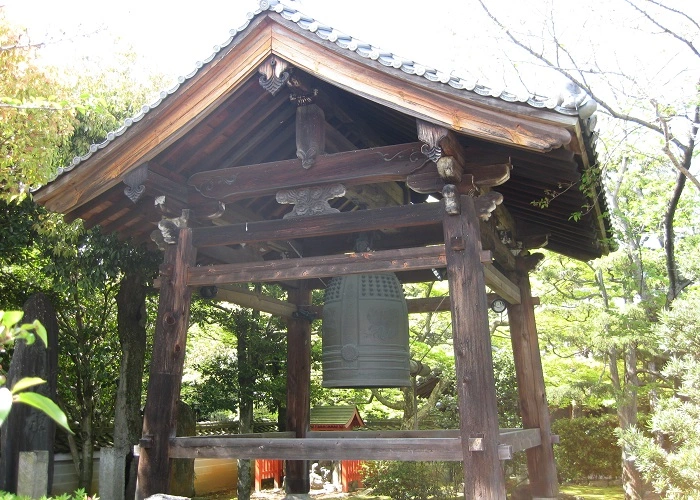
left=181, top=350, right=238, bottom=420
left=618, top=291, right=700, bottom=498
left=552, top=415, right=621, bottom=482
left=184, top=292, right=287, bottom=420
left=0, top=488, right=95, bottom=500
left=492, top=347, right=521, bottom=428
left=0, top=9, right=74, bottom=199
left=362, top=461, right=461, bottom=500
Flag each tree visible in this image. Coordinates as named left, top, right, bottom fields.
left=473, top=1, right=700, bottom=497
left=186, top=289, right=287, bottom=499
left=0, top=7, right=74, bottom=199
left=618, top=290, right=700, bottom=498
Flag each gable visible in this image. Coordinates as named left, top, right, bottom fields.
left=33, top=2, right=610, bottom=262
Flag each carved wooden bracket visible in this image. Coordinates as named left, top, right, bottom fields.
left=276, top=184, right=346, bottom=219
left=417, top=120, right=448, bottom=163
left=258, top=56, right=290, bottom=96
left=123, top=163, right=149, bottom=203
left=287, top=73, right=319, bottom=106
left=474, top=192, right=504, bottom=221
left=442, top=184, right=460, bottom=215
left=151, top=209, right=190, bottom=248
left=192, top=172, right=238, bottom=198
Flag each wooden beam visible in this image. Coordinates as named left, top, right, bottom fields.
left=188, top=142, right=425, bottom=202
left=479, top=220, right=517, bottom=271
left=167, top=428, right=541, bottom=461
left=507, top=256, right=559, bottom=497
left=137, top=225, right=197, bottom=499
left=442, top=195, right=506, bottom=498
left=209, top=286, right=297, bottom=318
left=285, top=282, right=312, bottom=494
left=484, top=264, right=521, bottom=305
left=187, top=246, right=447, bottom=286
left=295, top=103, right=326, bottom=169
left=191, top=201, right=444, bottom=248
left=405, top=293, right=535, bottom=314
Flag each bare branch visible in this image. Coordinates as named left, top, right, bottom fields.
left=641, top=0, right=700, bottom=31
left=476, top=0, right=664, bottom=134
left=476, top=0, right=700, bottom=193
left=622, top=0, right=700, bottom=59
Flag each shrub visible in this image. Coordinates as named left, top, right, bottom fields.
left=362, top=461, right=461, bottom=500
left=551, top=415, right=620, bottom=482
left=0, top=489, right=95, bottom=500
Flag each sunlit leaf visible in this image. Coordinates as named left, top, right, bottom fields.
left=13, top=392, right=73, bottom=434
left=1, top=311, right=23, bottom=328
left=11, top=376, right=46, bottom=394
left=33, top=320, right=47, bottom=346
left=0, top=388, right=12, bottom=426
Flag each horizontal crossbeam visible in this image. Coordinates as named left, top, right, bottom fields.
left=163, top=429, right=543, bottom=461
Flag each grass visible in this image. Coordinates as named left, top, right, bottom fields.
left=560, top=484, right=625, bottom=499
left=198, top=484, right=625, bottom=500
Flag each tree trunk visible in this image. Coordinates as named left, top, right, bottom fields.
left=237, top=311, right=254, bottom=500
left=618, top=356, right=643, bottom=499
left=79, top=409, right=94, bottom=490
left=115, top=271, right=148, bottom=499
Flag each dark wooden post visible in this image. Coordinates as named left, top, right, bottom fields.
left=507, top=255, right=559, bottom=498
left=285, top=281, right=312, bottom=495
left=443, top=194, right=506, bottom=499
left=136, top=223, right=196, bottom=498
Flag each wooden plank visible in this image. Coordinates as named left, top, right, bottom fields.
left=484, top=263, right=521, bottom=304
left=169, top=437, right=462, bottom=461
left=507, top=257, right=559, bottom=497
left=187, top=246, right=447, bottom=286
left=499, top=428, right=542, bottom=454
left=168, top=429, right=541, bottom=461
left=192, top=201, right=444, bottom=248
left=187, top=142, right=425, bottom=202
left=137, top=226, right=197, bottom=499
left=442, top=195, right=506, bottom=498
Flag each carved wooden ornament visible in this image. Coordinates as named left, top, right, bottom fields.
left=258, top=57, right=290, bottom=96
left=123, top=163, right=149, bottom=203
left=276, top=184, right=346, bottom=219
left=417, top=120, right=448, bottom=163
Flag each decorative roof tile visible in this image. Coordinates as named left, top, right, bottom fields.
left=42, top=0, right=596, bottom=186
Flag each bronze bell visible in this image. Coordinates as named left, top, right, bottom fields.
left=322, top=273, right=411, bottom=388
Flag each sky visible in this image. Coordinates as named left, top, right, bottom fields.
left=1, top=0, right=540, bottom=95
left=3, top=0, right=699, bottom=129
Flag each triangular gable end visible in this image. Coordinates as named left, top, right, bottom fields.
left=34, top=0, right=610, bottom=262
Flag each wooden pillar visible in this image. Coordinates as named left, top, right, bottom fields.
left=443, top=194, right=506, bottom=499
left=507, top=255, right=559, bottom=498
left=136, top=224, right=196, bottom=499
left=285, top=281, right=312, bottom=495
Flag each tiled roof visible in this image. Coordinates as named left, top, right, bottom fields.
left=45, top=0, right=597, bottom=185
left=310, top=405, right=364, bottom=427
